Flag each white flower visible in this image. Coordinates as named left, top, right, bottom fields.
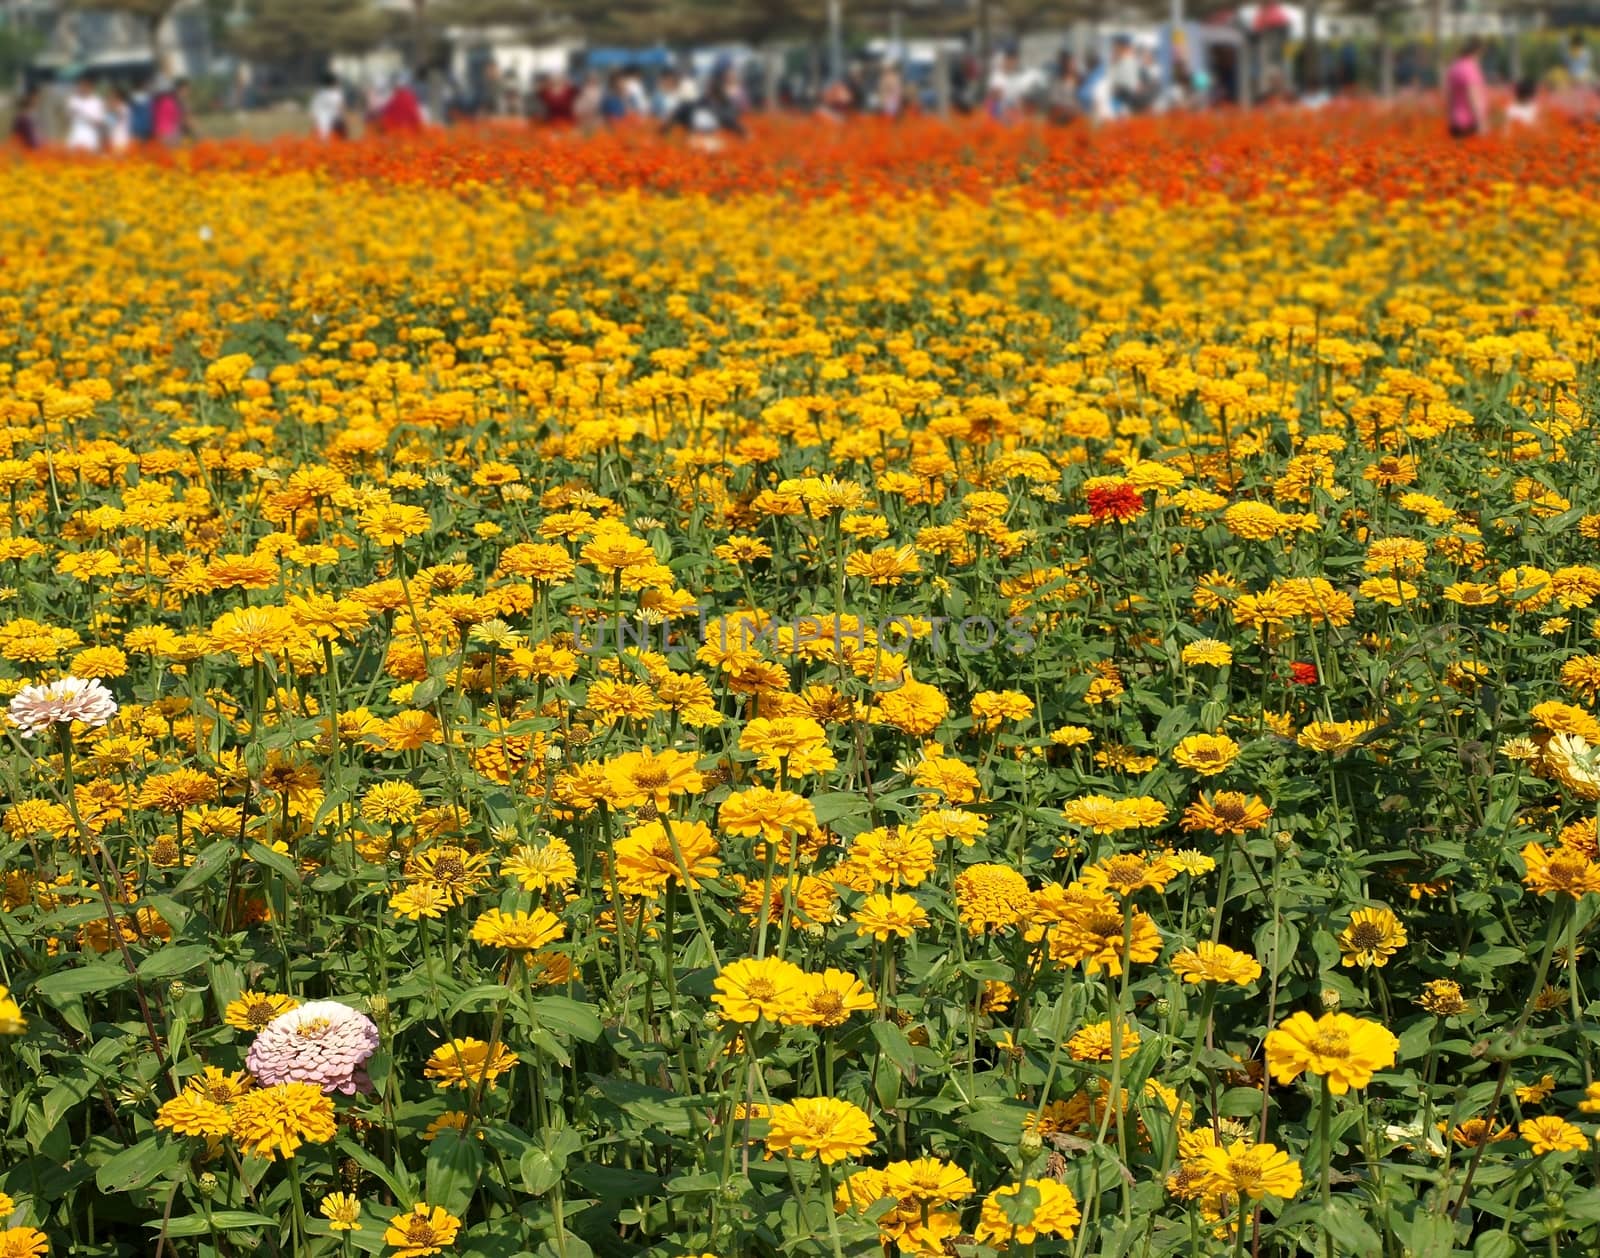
left=6, top=676, right=119, bottom=738
left=246, top=1000, right=380, bottom=1095
left=1547, top=732, right=1600, bottom=800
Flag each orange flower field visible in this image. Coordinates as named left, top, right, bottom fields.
left=2, top=111, right=1600, bottom=1256
left=159, top=106, right=1600, bottom=202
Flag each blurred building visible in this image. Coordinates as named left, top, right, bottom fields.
left=2, top=0, right=223, bottom=81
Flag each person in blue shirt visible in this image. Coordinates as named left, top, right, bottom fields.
left=1568, top=34, right=1593, bottom=87
left=600, top=70, right=629, bottom=123
left=1078, top=54, right=1112, bottom=121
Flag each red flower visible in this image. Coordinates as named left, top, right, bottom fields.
left=1289, top=662, right=1319, bottom=685
left=1086, top=483, right=1145, bottom=524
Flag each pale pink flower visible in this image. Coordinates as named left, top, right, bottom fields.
left=7, top=676, right=118, bottom=738
left=246, top=1000, right=380, bottom=1095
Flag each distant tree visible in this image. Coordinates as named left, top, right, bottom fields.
left=228, top=0, right=387, bottom=78
left=0, top=19, right=44, bottom=86
left=1336, top=0, right=1411, bottom=95
left=433, top=0, right=833, bottom=47
left=65, top=0, right=184, bottom=53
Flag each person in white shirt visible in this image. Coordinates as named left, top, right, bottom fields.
left=1080, top=54, right=1115, bottom=122
left=311, top=73, right=345, bottom=139
left=651, top=68, right=698, bottom=120
left=879, top=63, right=906, bottom=118
left=620, top=69, right=649, bottom=116
left=986, top=50, right=1039, bottom=119
left=1108, top=38, right=1144, bottom=115
left=1505, top=78, right=1539, bottom=128
left=65, top=77, right=108, bottom=153
left=106, top=87, right=132, bottom=152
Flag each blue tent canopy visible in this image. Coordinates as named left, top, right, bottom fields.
left=581, top=46, right=675, bottom=71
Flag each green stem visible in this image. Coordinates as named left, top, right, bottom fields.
left=818, top=1159, right=846, bottom=1258
left=287, top=1158, right=307, bottom=1254
left=1320, top=1076, right=1334, bottom=1258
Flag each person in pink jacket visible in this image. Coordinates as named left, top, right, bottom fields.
left=1446, top=38, right=1488, bottom=138
left=152, top=79, right=193, bottom=145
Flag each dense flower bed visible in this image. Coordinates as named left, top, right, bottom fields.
left=116, top=105, right=1600, bottom=201
left=2, top=128, right=1600, bottom=1257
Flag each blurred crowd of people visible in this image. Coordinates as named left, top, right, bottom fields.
left=10, top=29, right=1598, bottom=155
left=306, top=43, right=1210, bottom=144
left=1442, top=34, right=1599, bottom=136
left=340, top=59, right=750, bottom=148
left=10, top=74, right=193, bottom=152
left=476, top=59, right=746, bottom=138
left=982, top=41, right=1216, bottom=123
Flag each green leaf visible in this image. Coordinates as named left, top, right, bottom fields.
left=532, top=1236, right=594, bottom=1258
left=1254, top=920, right=1299, bottom=975
left=33, top=962, right=133, bottom=1002
left=809, top=792, right=869, bottom=824
left=520, top=1147, right=562, bottom=1196
left=1321, top=1199, right=1382, bottom=1255
left=41, top=1073, right=97, bottom=1132
left=1218, top=1087, right=1263, bottom=1118
left=149, top=1212, right=275, bottom=1236
left=338, top=1136, right=418, bottom=1202
left=96, top=1135, right=183, bottom=1194
left=425, top=1130, right=484, bottom=1218
left=447, top=984, right=515, bottom=1018
left=664, top=1170, right=722, bottom=1194
left=960, top=1100, right=1032, bottom=1145
left=137, top=944, right=213, bottom=980
left=1461, top=945, right=1525, bottom=973
left=312, top=788, right=353, bottom=831
left=872, top=1056, right=901, bottom=1110
left=1397, top=1017, right=1438, bottom=1062
left=527, top=1025, right=571, bottom=1068
left=566, top=1161, right=661, bottom=1200
left=1472, top=1233, right=1518, bottom=1258
left=1400, top=1212, right=1457, bottom=1257
left=1196, top=1047, right=1243, bottom=1072
left=870, top=1021, right=918, bottom=1084
left=247, top=841, right=302, bottom=887
left=531, top=995, right=602, bottom=1043
left=998, top=1181, right=1041, bottom=1227
left=1564, top=1188, right=1600, bottom=1223
left=953, top=960, right=1013, bottom=983
left=173, top=841, right=237, bottom=893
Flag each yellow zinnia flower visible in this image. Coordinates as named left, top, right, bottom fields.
left=383, top=1203, right=462, bottom=1257
left=1337, top=907, right=1407, bottom=968
left=712, top=956, right=808, bottom=1024
left=1170, top=941, right=1262, bottom=986
left=764, top=1096, right=876, bottom=1164
left=1193, top=1140, right=1303, bottom=1201
left=1264, top=1011, right=1398, bottom=1095
left=320, top=1192, right=363, bottom=1232
left=228, top=1082, right=337, bottom=1160
left=424, top=1038, right=520, bottom=1090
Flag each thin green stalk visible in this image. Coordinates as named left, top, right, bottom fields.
left=1320, top=1076, right=1334, bottom=1258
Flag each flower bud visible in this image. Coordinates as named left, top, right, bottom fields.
left=1019, top=1128, right=1044, bottom=1156
left=1273, top=830, right=1294, bottom=854
left=197, top=1172, right=220, bottom=1198
left=1319, top=987, right=1341, bottom=1011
